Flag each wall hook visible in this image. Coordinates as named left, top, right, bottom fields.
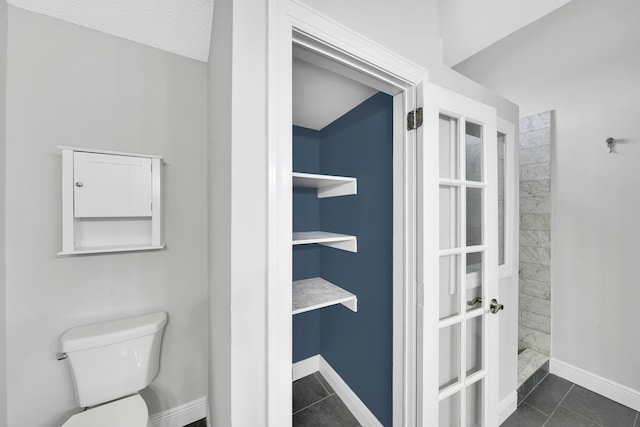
left=606, top=137, right=615, bottom=153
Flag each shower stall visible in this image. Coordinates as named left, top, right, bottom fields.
left=517, top=111, right=553, bottom=399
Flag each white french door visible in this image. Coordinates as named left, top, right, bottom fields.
left=417, top=83, right=501, bottom=426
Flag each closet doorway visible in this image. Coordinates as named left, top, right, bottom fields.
left=267, top=5, right=501, bottom=426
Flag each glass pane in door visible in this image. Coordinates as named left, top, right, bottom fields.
left=439, top=393, right=461, bottom=427
left=440, top=254, right=461, bottom=320
left=497, top=132, right=506, bottom=265
left=439, top=324, right=461, bottom=390
left=467, top=380, right=484, bottom=427
left=466, top=121, right=483, bottom=182
left=440, top=186, right=460, bottom=249
left=466, top=252, right=483, bottom=313
left=466, top=187, right=483, bottom=247
left=440, top=114, right=459, bottom=180
left=466, top=316, right=483, bottom=377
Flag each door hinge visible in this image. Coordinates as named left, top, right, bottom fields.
left=407, top=107, right=423, bottom=130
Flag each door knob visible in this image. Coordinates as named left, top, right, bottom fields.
left=467, top=297, right=482, bottom=306
left=490, top=298, right=504, bottom=314
left=75, top=182, right=84, bottom=187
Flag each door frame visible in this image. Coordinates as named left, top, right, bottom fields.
left=267, top=1, right=427, bottom=425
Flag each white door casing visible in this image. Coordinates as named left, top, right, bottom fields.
left=418, top=83, right=500, bottom=426
left=268, top=2, right=426, bottom=426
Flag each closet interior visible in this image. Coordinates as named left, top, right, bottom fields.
left=290, top=45, right=397, bottom=426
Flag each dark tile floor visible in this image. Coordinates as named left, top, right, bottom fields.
left=502, top=374, right=640, bottom=427
left=184, top=418, right=207, bottom=427
left=293, top=372, right=361, bottom=427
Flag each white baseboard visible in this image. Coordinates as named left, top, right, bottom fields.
left=292, top=355, right=383, bottom=427
left=149, top=396, right=207, bottom=427
left=292, top=355, right=320, bottom=381
left=318, top=356, right=383, bottom=427
left=498, top=392, right=517, bottom=425
left=550, top=358, right=640, bottom=412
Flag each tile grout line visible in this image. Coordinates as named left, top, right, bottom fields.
left=633, top=411, right=638, bottom=427
left=541, top=384, right=574, bottom=427
left=314, top=372, right=335, bottom=397
left=292, top=393, right=334, bottom=416
left=548, top=384, right=606, bottom=427
left=519, top=372, right=550, bottom=403
left=522, top=401, right=551, bottom=419
left=559, top=405, right=605, bottom=427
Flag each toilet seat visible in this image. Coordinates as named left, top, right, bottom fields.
left=62, top=394, right=149, bottom=427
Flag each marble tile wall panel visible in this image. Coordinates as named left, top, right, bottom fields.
left=519, top=325, right=551, bottom=356
left=520, top=180, right=551, bottom=198
left=520, top=246, right=552, bottom=265
left=518, top=111, right=552, bottom=357
left=520, top=230, right=551, bottom=248
left=520, top=294, right=551, bottom=317
left=520, top=213, right=551, bottom=231
left=520, top=145, right=551, bottom=166
left=520, top=196, right=551, bottom=214
left=520, top=261, right=551, bottom=282
left=520, top=127, right=551, bottom=150
left=519, top=278, right=550, bottom=300
left=521, top=163, right=551, bottom=181
left=521, top=310, right=551, bottom=334
left=520, top=111, right=551, bottom=133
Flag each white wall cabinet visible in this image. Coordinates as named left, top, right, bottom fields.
left=58, top=147, right=165, bottom=255
left=73, top=152, right=153, bottom=218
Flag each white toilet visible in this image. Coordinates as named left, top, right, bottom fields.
left=58, top=311, right=168, bottom=427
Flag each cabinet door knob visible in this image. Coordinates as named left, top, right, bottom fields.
left=75, top=182, right=83, bottom=187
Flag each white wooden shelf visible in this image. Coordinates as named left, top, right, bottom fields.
left=292, top=231, right=357, bottom=253
left=292, top=277, right=357, bottom=315
left=292, top=172, right=357, bottom=198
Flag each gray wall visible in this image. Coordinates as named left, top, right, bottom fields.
left=455, top=0, right=640, bottom=394
left=519, top=112, right=552, bottom=356
left=0, top=2, right=7, bottom=426
left=5, top=6, right=208, bottom=426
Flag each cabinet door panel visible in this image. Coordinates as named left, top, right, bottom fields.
left=74, top=152, right=152, bottom=218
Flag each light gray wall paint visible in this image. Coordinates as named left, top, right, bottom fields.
left=0, top=2, right=7, bottom=426
left=455, top=0, right=640, bottom=393
left=5, top=6, right=208, bottom=426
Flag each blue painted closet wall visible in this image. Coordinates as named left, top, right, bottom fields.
left=292, top=92, right=393, bottom=426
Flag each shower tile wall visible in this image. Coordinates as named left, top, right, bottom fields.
left=519, top=111, right=552, bottom=355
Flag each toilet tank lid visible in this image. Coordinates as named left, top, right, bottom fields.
left=61, top=312, right=168, bottom=353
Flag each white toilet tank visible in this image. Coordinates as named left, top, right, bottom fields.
left=60, top=312, right=168, bottom=408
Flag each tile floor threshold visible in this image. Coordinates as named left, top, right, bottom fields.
left=502, top=374, right=640, bottom=427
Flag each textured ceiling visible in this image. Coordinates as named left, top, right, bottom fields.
left=6, top=0, right=214, bottom=62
